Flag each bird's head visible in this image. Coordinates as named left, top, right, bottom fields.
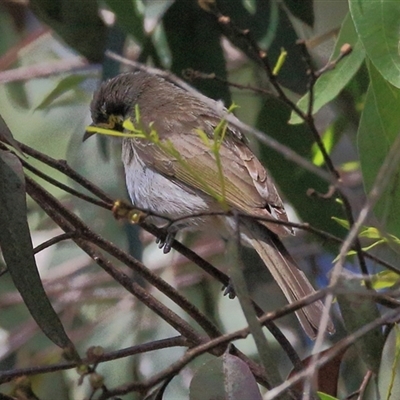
left=84, top=72, right=144, bottom=141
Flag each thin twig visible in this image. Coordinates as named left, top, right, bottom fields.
left=0, top=56, right=93, bottom=83
left=0, top=336, right=186, bottom=384
left=0, top=140, right=304, bottom=368
left=20, top=156, right=112, bottom=210
left=25, top=176, right=219, bottom=343
left=183, top=68, right=273, bottom=96
left=15, top=141, right=113, bottom=203
left=33, top=232, right=77, bottom=254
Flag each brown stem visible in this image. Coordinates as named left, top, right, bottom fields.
left=25, top=176, right=217, bottom=344
left=1, top=141, right=303, bottom=368
left=0, top=336, right=187, bottom=384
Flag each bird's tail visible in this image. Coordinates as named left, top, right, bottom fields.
left=241, top=220, right=335, bottom=339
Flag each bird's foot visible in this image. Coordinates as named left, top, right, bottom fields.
left=222, top=280, right=236, bottom=299
left=156, top=231, right=176, bottom=254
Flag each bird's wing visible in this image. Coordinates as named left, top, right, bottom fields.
left=131, top=119, right=291, bottom=236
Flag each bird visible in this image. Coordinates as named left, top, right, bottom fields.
left=86, top=69, right=335, bottom=339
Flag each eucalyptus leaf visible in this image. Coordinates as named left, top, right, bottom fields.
left=378, top=326, right=400, bottom=400
left=104, top=0, right=145, bottom=43
left=163, top=0, right=230, bottom=104
left=30, top=0, right=107, bottom=62
left=35, top=74, right=88, bottom=110
left=190, top=353, right=262, bottom=400
left=357, top=62, right=400, bottom=238
left=283, top=0, right=314, bottom=27
left=0, top=150, right=78, bottom=358
left=349, top=0, right=400, bottom=88
left=0, top=114, right=22, bottom=154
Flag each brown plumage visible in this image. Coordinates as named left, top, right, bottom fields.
left=89, top=70, right=335, bottom=338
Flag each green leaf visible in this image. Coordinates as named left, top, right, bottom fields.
left=30, top=0, right=107, bottom=63
left=290, top=13, right=365, bottom=124
left=35, top=74, right=88, bottom=110
left=357, top=62, right=400, bottom=238
left=163, top=0, right=230, bottom=104
left=317, top=393, right=339, bottom=400
left=5, top=81, right=30, bottom=109
left=369, top=271, right=400, bottom=291
left=359, top=227, right=383, bottom=239
left=378, top=326, right=400, bottom=400
left=331, top=217, right=350, bottom=231
left=0, top=150, right=78, bottom=358
left=349, top=0, right=400, bottom=89
left=104, top=0, right=145, bottom=43
left=0, top=114, right=22, bottom=154
left=190, top=354, right=262, bottom=400
left=283, top=0, right=314, bottom=27
left=336, top=277, right=384, bottom=373
left=144, top=0, right=175, bottom=30
left=340, top=161, right=360, bottom=172
left=311, top=125, right=334, bottom=166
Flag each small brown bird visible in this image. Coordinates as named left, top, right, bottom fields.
left=87, top=70, right=334, bottom=338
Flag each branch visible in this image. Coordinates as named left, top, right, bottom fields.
left=0, top=336, right=187, bottom=384
left=0, top=140, right=303, bottom=369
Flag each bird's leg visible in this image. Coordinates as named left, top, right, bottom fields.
left=223, top=280, right=236, bottom=299
left=156, top=224, right=180, bottom=254
left=156, top=231, right=176, bottom=254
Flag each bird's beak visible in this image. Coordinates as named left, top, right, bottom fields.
left=83, top=124, right=97, bottom=142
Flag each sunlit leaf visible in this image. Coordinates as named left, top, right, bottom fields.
left=318, top=393, right=339, bottom=400
left=312, top=125, right=334, bottom=166
left=331, top=217, right=350, bottom=230
left=349, top=0, right=400, bottom=88
left=369, top=271, right=400, bottom=291
left=340, top=161, right=360, bottom=172
left=359, top=227, right=382, bottom=239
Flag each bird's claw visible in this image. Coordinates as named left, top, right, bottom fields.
left=156, top=231, right=176, bottom=254
left=222, top=280, right=236, bottom=299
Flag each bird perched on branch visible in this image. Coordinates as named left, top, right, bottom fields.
left=85, top=69, right=334, bottom=339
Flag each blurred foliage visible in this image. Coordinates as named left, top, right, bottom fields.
left=1, top=0, right=400, bottom=399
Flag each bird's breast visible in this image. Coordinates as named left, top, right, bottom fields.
left=122, top=142, right=214, bottom=229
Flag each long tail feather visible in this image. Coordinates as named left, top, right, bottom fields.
left=241, top=220, right=335, bottom=339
